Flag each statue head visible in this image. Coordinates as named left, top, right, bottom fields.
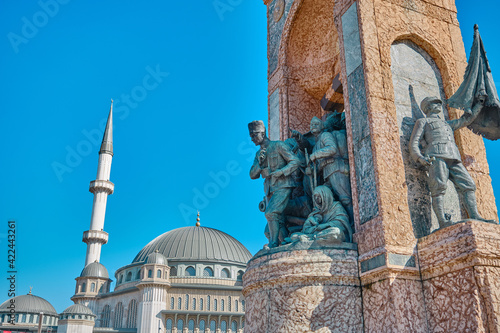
left=310, top=116, right=324, bottom=135
left=324, top=112, right=346, bottom=131
left=248, top=120, right=267, bottom=146
left=420, top=97, right=443, bottom=115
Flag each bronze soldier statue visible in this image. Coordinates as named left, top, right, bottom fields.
left=410, top=96, right=493, bottom=228
left=248, top=120, right=300, bottom=248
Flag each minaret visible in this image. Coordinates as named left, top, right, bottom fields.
left=82, top=101, right=114, bottom=266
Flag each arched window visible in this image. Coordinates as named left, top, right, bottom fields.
left=166, top=319, right=173, bottom=333
left=119, top=275, right=123, bottom=283
left=221, top=320, right=227, bottom=333
left=231, top=321, right=238, bottom=332
left=199, top=320, right=206, bottom=332
left=177, top=319, right=184, bottom=331
left=214, top=299, right=218, bottom=311
left=101, top=305, right=111, bottom=327
left=228, top=296, right=232, bottom=312
left=237, top=270, right=244, bottom=281
left=136, top=270, right=141, bottom=280
left=210, top=320, right=217, bottom=333
left=200, top=298, right=204, bottom=310
left=221, top=268, right=230, bottom=278
left=113, top=302, right=124, bottom=328
left=148, top=270, right=152, bottom=278
left=207, top=295, right=211, bottom=310
left=192, top=298, right=196, bottom=310
left=99, top=283, right=105, bottom=293
left=203, top=267, right=214, bottom=277
left=177, top=297, right=182, bottom=310
left=126, top=272, right=132, bottom=281
left=185, top=294, right=189, bottom=310
left=91, top=283, right=96, bottom=292
left=188, top=319, right=195, bottom=333
left=235, top=300, right=239, bottom=312
left=157, top=269, right=162, bottom=278
left=170, top=297, right=175, bottom=310
left=185, top=266, right=196, bottom=276
left=170, top=266, right=177, bottom=276
left=81, top=283, right=86, bottom=292
left=126, top=299, right=137, bottom=328
left=221, top=299, right=225, bottom=311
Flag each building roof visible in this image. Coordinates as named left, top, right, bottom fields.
left=62, top=304, right=95, bottom=316
left=146, top=250, right=168, bottom=265
left=0, top=293, right=58, bottom=316
left=80, top=261, right=109, bottom=279
left=133, top=226, right=252, bottom=265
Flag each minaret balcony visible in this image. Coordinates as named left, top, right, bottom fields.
left=83, top=230, right=109, bottom=244
left=89, top=180, right=114, bottom=194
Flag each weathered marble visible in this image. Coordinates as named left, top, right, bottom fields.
left=418, top=221, right=500, bottom=332
left=269, top=88, right=280, bottom=141
left=243, top=248, right=363, bottom=333
left=267, top=0, right=294, bottom=75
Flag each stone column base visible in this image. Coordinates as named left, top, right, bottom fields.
left=242, top=243, right=363, bottom=333
left=418, top=220, right=500, bottom=332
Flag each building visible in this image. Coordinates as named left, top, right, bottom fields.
left=0, top=102, right=252, bottom=333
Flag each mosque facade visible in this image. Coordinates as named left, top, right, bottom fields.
left=0, top=103, right=252, bottom=333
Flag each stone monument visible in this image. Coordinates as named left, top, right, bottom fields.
left=243, top=0, right=500, bottom=332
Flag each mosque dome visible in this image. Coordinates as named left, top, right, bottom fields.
left=146, top=250, right=168, bottom=265
left=62, top=304, right=95, bottom=316
left=0, top=293, right=57, bottom=316
left=80, top=261, right=109, bottom=279
left=133, top=226, right=252, bottom=265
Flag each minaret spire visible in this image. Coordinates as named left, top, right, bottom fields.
left=82, top=101, right=115, bottom=266
left=100, top=100, right=113, bottom=156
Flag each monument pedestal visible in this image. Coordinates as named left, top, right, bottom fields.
left=418, top=220, right=500, bottom=332
left=242, top=243, right=363, bottom=333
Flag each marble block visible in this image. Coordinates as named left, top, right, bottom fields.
left=242, top=246, right=363, bottom=333
left=418, top=221, right=500, bottom=333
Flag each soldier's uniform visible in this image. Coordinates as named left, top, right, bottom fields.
left=250, top=140, right=299, bottom=229
left=312, top=131, right=354, bottom=223
left=410, top=117, right=476, bottom=197
left=409, top=96, right=488, bottom=226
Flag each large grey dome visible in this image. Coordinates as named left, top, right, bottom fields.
left=133, top=226, right=252, bottom=265
left=80, top=262, right=109, bottom=279
left=0, top=294, right=57, bottom=316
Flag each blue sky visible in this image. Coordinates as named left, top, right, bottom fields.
left=0, top=0, right=499, bottom=313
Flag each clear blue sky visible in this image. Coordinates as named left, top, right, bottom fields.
left=0, top=0, right=499, bottom=313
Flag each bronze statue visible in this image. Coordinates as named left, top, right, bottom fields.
left=307, top=116, right=354, bottom=223
left=409, top=96, right=494, bottom=228
left=249, top=120, right=300, bottom=248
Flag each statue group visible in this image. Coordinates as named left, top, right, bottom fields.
left=248, top=112, right=354, bottom=248
left=249, top=25, right=499, bottom=249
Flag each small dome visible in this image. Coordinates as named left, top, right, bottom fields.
left=133, top=226, right=252, bottom=265
left=0, top=294, right=57, bottom=316
left=80, top=262, right=109, bottom=279
left=146, top=250, right=168, bottom=265
left=62, top=304, right=95, bottom=317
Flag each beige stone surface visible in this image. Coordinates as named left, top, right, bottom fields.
left=418, top=221, right=500, bottom=332
left=362, top=277, right=427, bottom=333
left=243, top=249, right=363, bottom=332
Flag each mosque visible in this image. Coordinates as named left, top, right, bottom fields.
left=0, top=104, right=252, bottom=333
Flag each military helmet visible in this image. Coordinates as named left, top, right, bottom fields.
left=420, top=96, right=442, bottom=114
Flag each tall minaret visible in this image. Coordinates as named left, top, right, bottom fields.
left=82, top=101, right=114, bottom=266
